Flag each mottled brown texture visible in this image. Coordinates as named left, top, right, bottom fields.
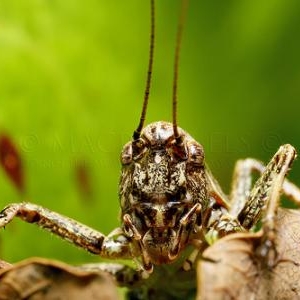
left=0, top=257, right=118, bottom=300
left=120, top=122, right=207, bottom=267
left=1, top=1, right=300, bottom=299
left=0, top=126, right=299, bottom=300
left=197, top=208, right=300, bottom=300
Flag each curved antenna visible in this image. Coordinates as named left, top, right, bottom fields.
left=172, top=0, right=189, bottom=142
left=133, top=0, right=155, bottom=140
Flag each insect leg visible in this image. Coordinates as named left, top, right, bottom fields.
left=169, top=203, right=202, bottom=260
left=229, top=145, right=300, bottom=218
left=204, top=168, right=244, bottom=241
left=123, top=214, right=153, bottom=273
left=229, top=159, right=262, bottom=216
left=0, top=202, right=134, bottom=260
left=237, top=144, right=297, bottom=230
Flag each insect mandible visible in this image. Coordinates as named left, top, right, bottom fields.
left=1, top=0, right=300, bottom=299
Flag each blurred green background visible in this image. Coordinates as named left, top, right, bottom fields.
left=0, top=0, right=300, bottom=266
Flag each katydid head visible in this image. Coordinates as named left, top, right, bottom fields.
left=121, top=122, right=204, bottom=169
left=118, top=0, right=207, bottom=266
left=120, top=121, right=206, bottom=264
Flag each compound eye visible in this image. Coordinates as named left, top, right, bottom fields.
left=188, top=142, right=204, bottom=166
left=132, top=138, right=148, bottom=160
left=121, top=142, right=133, bottom=165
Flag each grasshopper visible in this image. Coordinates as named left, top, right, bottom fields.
left=1, top=0, right=300, bottom=299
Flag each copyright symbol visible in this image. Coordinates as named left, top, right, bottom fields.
left=262, top=134, right=282, bottom=153
left=20, top=134, right=39, bottom=153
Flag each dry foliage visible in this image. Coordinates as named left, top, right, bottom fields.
left=0, top=257, right=118, bottom=300
left=197, top=208, right=300, bottom=299
left=0, top=208, right=300, bottom=299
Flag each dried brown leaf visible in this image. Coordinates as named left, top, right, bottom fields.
left=0, top=134, right=24, bottom=193
left=75, top=160, right=93, bottom=202
left=197, top=208, right=300, bottom=300
left=0, top=257, right=119, bottom=300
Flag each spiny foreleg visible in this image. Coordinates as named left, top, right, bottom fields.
left=0, top=202, right=134, bottom=260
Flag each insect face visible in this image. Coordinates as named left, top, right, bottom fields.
left=1, top=2, right=300, bottom=299
left=119, top=121, right=207, bottom=264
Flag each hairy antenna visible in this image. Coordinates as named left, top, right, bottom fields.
left=133, top=0, right=155, bottom=140
left=173, top=0, right=189, bottom=142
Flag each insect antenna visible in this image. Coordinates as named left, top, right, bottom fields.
left=172, top=0, right=189, bottom=143
left=133, top=0, right=155, bottom=140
